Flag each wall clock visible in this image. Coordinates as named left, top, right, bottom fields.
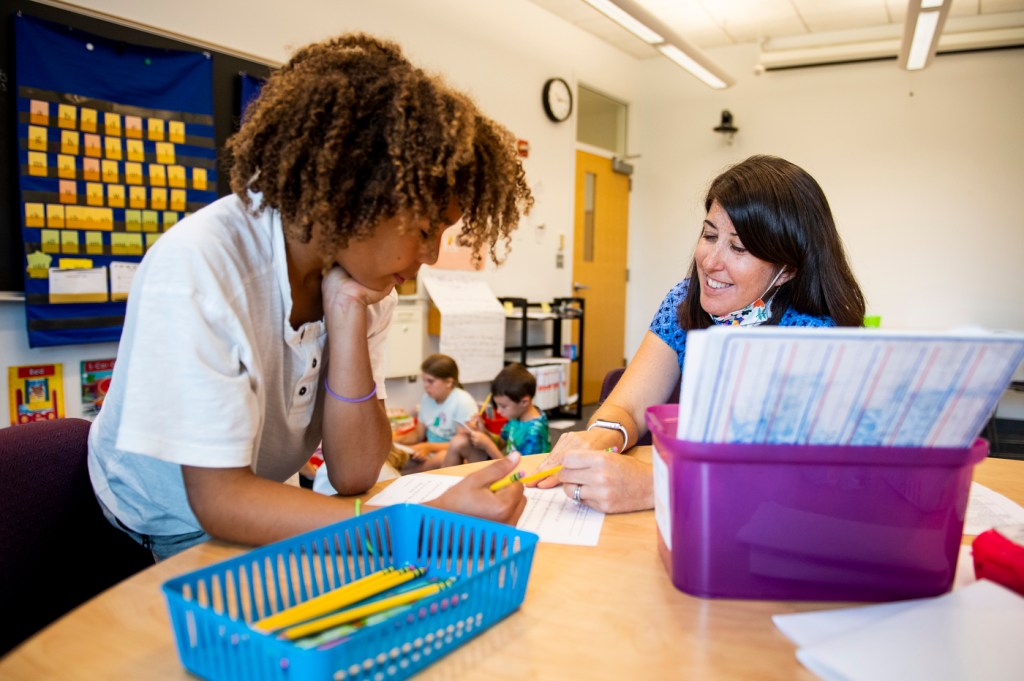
left=542, top=77, right=573, bottom=123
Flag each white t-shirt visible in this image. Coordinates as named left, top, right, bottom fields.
left=88, top=193, right=395, bottom=536
left=418, top=387, right=478, bottom=443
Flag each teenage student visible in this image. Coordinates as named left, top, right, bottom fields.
left=87, top=33, right=533, bottom=559
left=445, top=363, right=551, bottom=465
left=533, top=155, right=865, bottom=513
left=396, top=354, right=478, bottom=474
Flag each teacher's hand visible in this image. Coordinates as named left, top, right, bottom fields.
left=546, top=450, right=654, bottom=514
left=531, top=428, right=613, bottom=488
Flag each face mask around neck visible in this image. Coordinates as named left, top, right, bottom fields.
left=709, top=268, right=786, bottom=327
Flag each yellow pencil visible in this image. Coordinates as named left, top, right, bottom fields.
left=253, top=565, right=424, bottom=632
left=479, top=393, right=492, bottom=416
left=490, top=465, right=563, bottom=492
left=517, top=465, right=564, bottom=487
left=281, top=578, right=456, bottom=640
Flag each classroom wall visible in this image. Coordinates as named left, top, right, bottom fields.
left=623, top=43, right=1024, bottom=359
left=2, top=0, right=1022, bottom=420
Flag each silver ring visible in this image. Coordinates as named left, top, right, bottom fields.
left=573, top=483, right=582, bottom=503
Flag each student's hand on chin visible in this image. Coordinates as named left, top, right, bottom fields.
left=322, top=266, right=394, bottom=308
left=429, top=451, right=526, bottom=525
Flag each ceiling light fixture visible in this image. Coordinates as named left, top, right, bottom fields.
left=582, top=0, right=734, bottom=89
left=899, top=0, right=952, bottom=71
left=582, top=0, right=663, bottom=44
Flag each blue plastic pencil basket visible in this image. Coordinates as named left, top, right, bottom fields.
left=162, top=504, right=538, bottom=680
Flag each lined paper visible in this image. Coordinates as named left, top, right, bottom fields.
left=678, top=327, right=1024, bottom=448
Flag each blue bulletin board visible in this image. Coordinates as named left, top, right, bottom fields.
left=0, top=2, right=275, bottom=346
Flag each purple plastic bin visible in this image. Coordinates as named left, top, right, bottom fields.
left=645, top=404, right=988, bottom=602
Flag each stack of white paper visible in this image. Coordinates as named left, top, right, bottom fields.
left=773, top=579, right=1024, bottom=681
left=678, top=327, right=1024, bottom=447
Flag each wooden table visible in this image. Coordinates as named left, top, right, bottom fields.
left=2, top=452, right=1021, bottom=680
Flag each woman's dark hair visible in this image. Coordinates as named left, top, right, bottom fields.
left=227, top=33, right=532, bottom=266
left=421, top=354, right=461, bottom=388
left=491, top=363, right=536, bottom=402
left=679, top=155, right=865, bottom=329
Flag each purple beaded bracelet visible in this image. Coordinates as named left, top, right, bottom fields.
left=323, top=377, right=377, bottom=403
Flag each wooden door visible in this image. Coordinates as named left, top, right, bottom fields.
left=573, top=150, right=629, bottom=405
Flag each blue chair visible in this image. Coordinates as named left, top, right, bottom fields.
left=0, top=418, right=154, bottom=654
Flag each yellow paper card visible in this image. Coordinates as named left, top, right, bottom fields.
left=61, top=130, right=80, bottom=155
left=146, top=233, right=161, bottom=249
left=163, top=211, right=179, bottom=230
left=59, top=180, right=77, bottom=204
left=85, top=231, right=104, bottom=255
left=147, top=118, right=165, bottom=141
left=59, top=257, right=92, bottom=269
left=155, top=142, right=175, bottom=165
left=80, top=108, right=97, bottom=133
left=124, top=116, right=143, bottom=139
left=57, top=104, right=77, bottom=130
left=104, top=112, right=122, bottom=137
left=30, top=100, right=49, bottom=125
left=142, top=211, right=160, bottom=233
left=65, top=206, right=85, bottom=229
left=111, top=232, right=144, bottom=256
left=124, top=162, right=143, bottom=185
left=148, top=164, right=166, bottom=187
left=129, top=184, right=147, bottom=208
left=129, top=186, right=147, bottom=209
left=60, top=231, right=80, bottom=254
left=102, top=159, right=120, bottom=184
left=28, top=151, right=48, bottom=177
left=107, top=184, right=125, bottom=208
left=57, top=155, right=76, bottom=180
left=25, top=203, right=46, bottom=227
left=28, top=125, right=48, bottom=151
left=167, top=165, right=186, bottom=188
left=124, top=210, right=142, bottom=232
left=82, top=158, right=100, bottom=182
left=126, top=139, right=145, bottom=162
left=104, top=136, right=123, bottom=161
left=170, top=189, right=187, bottom=212
left=41, top=230, right=61, bottom=253
left=83, top=133, right=102, bottom=158
left=46, top=205, right=65, bottom=229
left=192, top=167, right=207, bottom=191
left=150, top=188, right=168, bottom=211
left=86, top=182, right=104, bottom=206
left=26, top=251, right=54, bottom=279
left=168, top=120, right=185, bottom=144
left=97, top=208, right=114, bottom=231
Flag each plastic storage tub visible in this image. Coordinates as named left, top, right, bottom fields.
left=162, top=504, right=538, bottom=680
left=646, top=404, right=988, bottom=601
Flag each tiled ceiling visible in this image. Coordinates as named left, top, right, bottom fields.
left=528, top=0, right=1024, bottom=59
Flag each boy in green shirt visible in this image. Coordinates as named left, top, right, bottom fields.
left=445, top=363, right=550, bottom=465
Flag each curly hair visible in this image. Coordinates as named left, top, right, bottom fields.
left=226, top=33, right=532, bottom=265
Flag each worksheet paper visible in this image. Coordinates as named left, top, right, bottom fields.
left=366, top=473, right=605, bottom=546
left=964, top=482, right=1024, bottom=535
left=678, top=327, right=1024, bottom=448
left=772, top=579, right=1024, bottom=681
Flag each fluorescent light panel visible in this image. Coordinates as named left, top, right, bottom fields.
left=906, top=9, right=941, bottom=70
left=583, top=0, right=734, bottom=89
left=657, top=44, right=728, bottom=89
left=582, top=0, right=663, bottom=44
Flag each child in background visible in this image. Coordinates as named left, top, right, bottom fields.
left=445, top=363, right=550, bottom=465
left=397, top=354, right=479, bottom=474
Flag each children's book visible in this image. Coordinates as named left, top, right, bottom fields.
left=8, top=363, right=64, bottom=425
left=81, top=358, right=115, bottom=418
